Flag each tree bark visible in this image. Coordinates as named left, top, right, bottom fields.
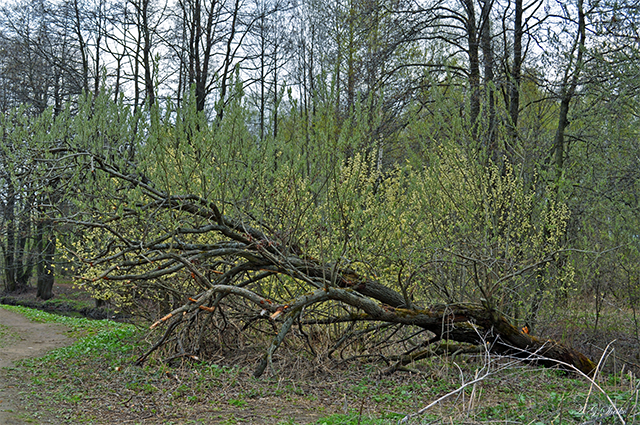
left=264, top=248, right=596, bottom=376
left=508, top=0, right=523, bottom=149
left=36, top=218, right=55, bottom=301
left=2, top=168, right=34, bottom=294
left=216, top=0, right=240, bottom=123
left=329, top=292, right=596, bottom=376
left=3, top=174, right=18, bottom=293
left=554, top=0, right=585, bottom=187
left=141, top=0, right=155, bottom=106
left=462, top=0, right=480, bottom=135
left=480, top=0, right=496, bottom=161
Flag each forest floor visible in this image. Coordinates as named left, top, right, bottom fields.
left=0, top=307, right=75, bottom=424
left=0, top=280, right=120, bottom=320
left=1, top=284, right=639, bottom=424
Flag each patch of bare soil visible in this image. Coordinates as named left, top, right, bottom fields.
left=0, top=307, right=75, bottom=424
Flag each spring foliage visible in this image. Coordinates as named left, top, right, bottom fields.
left=8, top=87, right=568, bottom=329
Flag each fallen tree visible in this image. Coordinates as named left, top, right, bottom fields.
left=27, top=95, right=593, bottom=378
left=50, top=152, right=594, bottom=377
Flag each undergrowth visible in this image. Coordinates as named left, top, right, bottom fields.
left=1, top=305, right=639, bottom=424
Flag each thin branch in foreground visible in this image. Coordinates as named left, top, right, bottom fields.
left=398, top=357, right=521, bottom=423
left=497, top=341, right=626, bottom=425
left=398, top=342, right=566, bottom=424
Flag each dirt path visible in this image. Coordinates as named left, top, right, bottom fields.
left=0, top=307, right=75, bottom=424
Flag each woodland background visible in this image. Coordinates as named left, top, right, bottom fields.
left=0, top=0, right=639, bottom=379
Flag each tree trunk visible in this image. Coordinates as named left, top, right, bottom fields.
left=462, top=0, right=480, bottom=136
left=480, top=0, right=496, bottom=161
left=142, top=0, right=155, bottom=106
left=216, top=0, right=240, bottom=123
left=554, top=0, right=585, bottom=187
left=36, top=219, right=56, bottom=301
left=336, top=271, right=596, bottom=376
left=3, top=177, right=18, bottom=293
left=2, top=172, right=33, bottom=293
left=508, top=0, right=523, bottom=151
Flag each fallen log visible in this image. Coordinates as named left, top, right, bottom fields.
left=136, top=252, right=596, bottom=377
left=47, top=149, right=597, bottom=379
left=248, top=279, right=596, bottom=377
left=397, top=303, right=596, bottom=376
left=331, top=272, right=596, bottom=376
left=382, top=341, right=483, bottom=375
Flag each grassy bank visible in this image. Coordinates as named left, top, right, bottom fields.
left=0, top=279, right=120, bottom=320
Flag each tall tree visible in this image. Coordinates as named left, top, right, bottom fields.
left=244, top=0, right=293, bottom=141
left=552, top=0, right=585, bottom=189
left=0, top=115, right=37, bottom=293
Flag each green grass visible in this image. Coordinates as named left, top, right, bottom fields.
left=228, top=398, right=247, bottom=408
left=1, top=284, right=97, bottom=313
left=43, top=293, right=94, bottom=312
left=316, top=412, right=406, bottom=424
left=1, top=305, right=639, bottom=424
left=0, top=304, right=128, bottom=332
left=1, top=304, right=136, bottom=368
left=1, top=305, right=140, bottom=423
